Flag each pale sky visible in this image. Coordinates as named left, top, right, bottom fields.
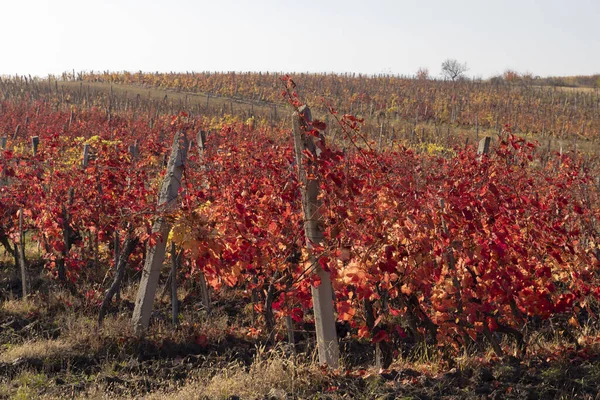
left=1, top=0, right=598, bottom=78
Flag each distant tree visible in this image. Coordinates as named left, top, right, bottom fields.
left=416, top=67, right=430, bottom=80
left=489, top=75, right=504, bottom=86
left=520, top=72, right=534, bottom=86
left=441, top=59, right=468, bottom=81
left=503, top=69, right=520, bottom=83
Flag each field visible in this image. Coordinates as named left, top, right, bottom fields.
left=2, top=73, right=600, bottom=399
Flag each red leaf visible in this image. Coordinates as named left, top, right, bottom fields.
left=312, top=120, right=327, bottom=131
left=389, top=307, right=402, bottom=317
left=395, top=326, right=407, bottom=338
left=372, top=330, right=389, bottom=343
left=195, top=334, right=208, bottom=347
left=290, top=307, right=304, bottom=323
left=318, top=256, right=330, bottom=271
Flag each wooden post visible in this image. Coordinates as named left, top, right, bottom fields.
left=57, top=188, right=75, bottom=282
left=132, top=131, right=188, bottom=335
left=477, top=137, right=491, bottom=156
left=286, top=315, right=295, bottom=352
left=198, top=271, right=211, bottom=314
left=378, top=122, right=384, bottom=152
left=292, top=105, right=339, bottom=368
left=0, top=136, right=6, bottom=187
left=31, top=136, right=39, bottom=156
left=82, top=144, right=90, bottom=168
left=129, top=142, right=139, bottom=159
left=113, top=230, right=120, bottom=301
left=195, top=129, right=211, bottom=311
left=18, top=208, right=27, bottom=297
left=197, top=130, right=206, bottom=153
left=170, top=242, right=179, bottom=327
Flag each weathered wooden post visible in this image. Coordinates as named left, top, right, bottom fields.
left=292, top=105, right=340, bottom=368
left=170, top=242, right=179, bottom=327
left=195, top=129, right=211, bottom=313
left=113, top=231, right=120, bottom=299
left=286, top=312, right=295, bottom=352
left=378, top=122, right=384, bottom=152
left=18, top=208, right=27, bottom=297
left=197, top=130, right=206, bottom=152
left=132, top=131, right=188, bottom=335
left=82, top=144, right=90, bottom=168
left=31, top=136, right=39, bottom=156
left=129, top=142, right=139, bottom=159
left=0, top=136, right=6, bottom=186
left=477, top=137, right=491, bottom=156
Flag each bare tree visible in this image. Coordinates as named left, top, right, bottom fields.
left=416, top=67, right=430, bottom=80
left=441, top=59, right=468, bottom=81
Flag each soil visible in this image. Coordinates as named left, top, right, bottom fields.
left=2, top=265, right=600, bottom=399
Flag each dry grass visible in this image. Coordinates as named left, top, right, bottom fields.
left=0, top=232, right=43, bottom=265
left=0, top=339, right=72, bottom=363
left=143, top=347, right=327, bottom=400
left=60, top=312, right=133, bottom=353
left=0, top=295, right=125, bottom=364
left=10, top=345, right=329, bottom=400
left=5, top=279, right=600, bottom=398
left=1, top=297, right=42, bottom=317
left=548, top=85, right=598, bottom=94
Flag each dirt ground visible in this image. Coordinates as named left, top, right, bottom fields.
left=2, top=262, right=600, bottom=400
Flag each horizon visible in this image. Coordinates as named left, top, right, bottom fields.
left=1, top=0, right=599, bottom=79
left=3, top=68, right=599, bottom=81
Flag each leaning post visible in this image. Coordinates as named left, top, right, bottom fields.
left=132, top=131, right=188, bottom=335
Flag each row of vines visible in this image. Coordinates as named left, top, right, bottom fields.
left=1, top=78, right=600, bottom=367
left=68, top=71, right=600, bottom=140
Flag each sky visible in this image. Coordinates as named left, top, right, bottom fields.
left=1, top=0, right=598, bottom=79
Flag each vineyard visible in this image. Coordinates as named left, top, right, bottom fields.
left=1, top=74, right=600, bottom=399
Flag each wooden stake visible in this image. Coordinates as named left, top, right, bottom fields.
left=82, top=144, right=90, bottom=168
left=292, top=105, right=339, bottom=368
left=286, top=315, right=295, bottom=353
left=198, top=270, right=211, bottom=314
left=132, top=131, right=188, bottom=335
left=477, top=137, right=491, bottom=156
left=170, top=242, right=179, bottom=327
left=18, top=208, right=27, bottom=298
left=31, top=136, right=39, bottom=156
